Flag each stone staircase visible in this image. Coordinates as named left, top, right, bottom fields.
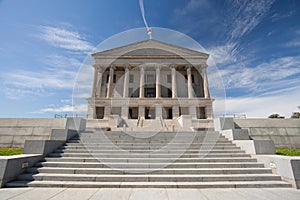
left=6, top=130, right=291, bottom=188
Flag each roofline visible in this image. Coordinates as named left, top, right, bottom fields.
left=91, top=39, right=209, bottom=57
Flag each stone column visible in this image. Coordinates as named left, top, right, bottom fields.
left=155, top=104, right=162, bottom=119
left=139, top=66, right=144, bottom=98
left=171, top=65, right=177, bottom=98
left=91, top=65, right=98, bottom=97
left=187, top=65, right=194, bottom=98
left=106, top=66, right=114, bottom=98
left=202, top=65, right=210, bottom=98
left=189, top=106, right=197, bottom=119
left=96, top=69, right=103, bottom=97
left=205, top=105, right=213, bottom=119
left=156, top=65, right=161, bottom=98
left=104, top=105, right=111, bottom=119
left=123, top=64, right=129, bottom=98
left=121, top=105, right=128, bottom=119
left=138, top=105, right=145, bottom=119
left=172, top=105, right=179, bottom=119
left=87, top=102, right=96, bottom=119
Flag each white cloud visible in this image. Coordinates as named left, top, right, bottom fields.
left=39, top=104, right=87, bottom=113
left=216, top=86, right=300, bottom=118
left=37, top=25, right=94, bottom=52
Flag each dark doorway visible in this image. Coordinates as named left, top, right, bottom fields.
left=168, top=108, right=173, bottom=119
left=128, top=107, right=138, bottom=119
left=145, top=107, right=155, bottom=119
left=96, top=107, right=104, bottom=119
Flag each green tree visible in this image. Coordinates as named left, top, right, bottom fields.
left=291, top=112, right=300, bottom=118
left=268, top=114, right=285, bottom=119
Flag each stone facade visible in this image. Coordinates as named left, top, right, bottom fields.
left=87, top=39, right=214, bottom=130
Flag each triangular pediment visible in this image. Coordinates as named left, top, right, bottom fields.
left=92, top=39, right=209, bottom=59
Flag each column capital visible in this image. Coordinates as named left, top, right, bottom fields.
left=155, top=64, right=161, bottom=70
left=93, top=64, right=105, bottom=73
left=170, top=64, right=177, bottom=69
left=194, top=64, right=202, bottom=71
left=124, top=63, right=130, bottom=71
left=186, top=64, right=193, bottom=70
left=139, top=65, right=145, bottom=70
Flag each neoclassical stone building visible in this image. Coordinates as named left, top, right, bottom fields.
left=87, top=39, right=213, bottom=130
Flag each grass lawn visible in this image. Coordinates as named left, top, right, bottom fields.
left=276, top=148, right=300, bottom=156
left=0, top=148, right=23, bottom=156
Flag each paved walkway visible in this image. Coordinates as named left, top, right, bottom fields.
left=0, top=188, right=299, bottom=200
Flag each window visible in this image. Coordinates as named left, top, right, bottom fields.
left=192, top=75, right=195, bottom=83
left=146, top=74, right=155, bottom=83
left=129, top=74, right=134, bottom=83
left=106, top=74, right=109, bottom=83
left=129, top=88, right=133, bottom=97
left=167, top=74, right=171, bottom=83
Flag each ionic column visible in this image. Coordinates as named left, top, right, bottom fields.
left=187, top=65, right=194, bottom=98
left=123, top=64, right=129, bottom=98
left=171, top=65, right=177, bottom=98
left=96, top=69, right=103, bottom=97
left=202, top=65, right=210, bottom=98
left=155, top=65, right=161, bottom=98
left=91, top=65, right=98, bottom=97
left=139, top=66, right=144, bottom=98
left=106, top=66, right=114, bottom=98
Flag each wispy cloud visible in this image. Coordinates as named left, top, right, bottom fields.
left=228, top=0, right=274, bottom=40
left=1, top=69, right=76, bottom=99
left=0, top=54, right=85, bottom=100
left=175, top=0, right=209, bottom=16
left=36, top=25, right=94, bottom=52
left=271, top=10, right=294, bottom=22
left=219, top=55, right=300, bottom=93
left=207, top=43, right=238, bottom=65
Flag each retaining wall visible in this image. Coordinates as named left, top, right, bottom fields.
left=234, top=118, right=300, bottom=148
left=0, top=118, right=86, bottom=148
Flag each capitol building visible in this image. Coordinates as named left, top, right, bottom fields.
left=87, top=39, right=213, bottom=131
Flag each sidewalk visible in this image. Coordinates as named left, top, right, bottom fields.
left=0, top=188, right=299, bottom=200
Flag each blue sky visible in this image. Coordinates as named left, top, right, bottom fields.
left=0, top=0, right=299, bottom=118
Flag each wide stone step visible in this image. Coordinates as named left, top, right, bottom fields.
left=54, top=149, right=246, bottom=154
left=68, top=138, right=230, bottom=143
left=79, top=131, right=220, bottom=138
left=64, top=142, right=235, bottom=147
left=18, top=173, right=283, bottom=182
left=47, top=152, right=251, bottom=158
left=6, top=180, right=292, bottom=188
left=43, top=157, right=257, bottom=163
left=35, top=161, right=264, bottom=168
left=60, top=146, right=241, bottom=150
left=30, top=167, right=272, bottom=175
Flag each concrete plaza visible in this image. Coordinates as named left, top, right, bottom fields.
left=0, top=188, right=299, bottom=200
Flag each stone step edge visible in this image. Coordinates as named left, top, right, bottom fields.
left=6, top=180, right=292, bottom=188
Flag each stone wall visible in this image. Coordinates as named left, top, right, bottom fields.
left=0, top=118, right=67, bottom=148
left=233, top=118, right=300, bottom=148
